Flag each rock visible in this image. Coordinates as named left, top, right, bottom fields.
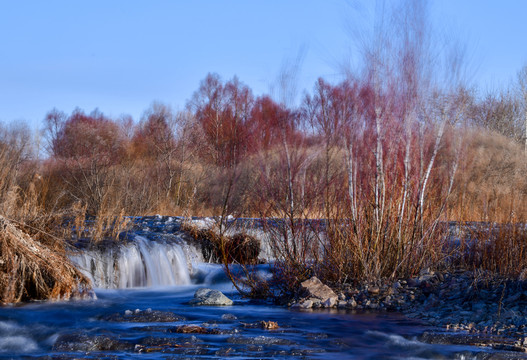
left=471, top=301, right=486, bottom=312
left=322, top=297, right=337, bottom=308
left=189, top=288, right=233, bottom=306
left=221, top=313, right=238, bottom=321
left=259, top=320, right=279, bottom=330
left=299, top=277, right=338, bottom=305
left=240, top=320, right=279, bottom=330
left=53, top=333, right=134, bottom=352
left=418, top=274, right=435, bottom=284
left=299, top=299, right=314, bottom=309
left=170, top=325, right=220, bottom=334
left=505, top=292, right=521, bottom=305
left=407, top=278, right=419, bottom=287
left=102, top=309, right=185, bottom=322
left=419, top=268, right=432, bottom=276
left=337, top=300, right=347, bottom=308
left=227, top=335, right=295, bottom=346
left=368, top=286, right=380, bottom=295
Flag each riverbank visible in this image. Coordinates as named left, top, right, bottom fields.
left=287, top=269, right=527, bottom=353
left=130, top=215, right=527, bottom=353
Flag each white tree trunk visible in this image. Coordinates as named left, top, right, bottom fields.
left=420, top=117, right=446, bottom=216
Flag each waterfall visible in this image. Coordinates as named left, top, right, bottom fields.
left=69, top=235, right=198, bottom=289
left=68, top=216, right=277, bottom=289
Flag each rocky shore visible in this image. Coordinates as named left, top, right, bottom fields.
left=288, top=270, right=527, bottom=353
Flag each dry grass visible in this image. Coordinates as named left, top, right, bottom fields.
left=181, top=222, right=260, bottom=264
left=67, top=202, right=131, bottom=244
left=450, top=130, right=527, bottom=222
left=452, top=221, right=527, bottom=279
left=0, top=215, right=92, bottom=304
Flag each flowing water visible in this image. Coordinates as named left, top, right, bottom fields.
left=0, top=217, right=524, bottom=359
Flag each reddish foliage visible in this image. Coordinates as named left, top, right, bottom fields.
left=131, top=103, right=175, bottom=159
left=48, top=108, right=125, bottom=165
left=248, top=96, right=296, bottom=152
left=189, top=73, right=253, bottom=167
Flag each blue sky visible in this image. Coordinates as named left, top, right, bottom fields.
left=1, top=0, right=526, bottom=130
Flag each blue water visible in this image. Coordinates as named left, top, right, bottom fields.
left=0, top=275, right=520, bottom=359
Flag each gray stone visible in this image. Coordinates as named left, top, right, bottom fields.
left=471, top=302, right=486, bottom=312
left=189, top=288, right=233, bottom=306
left=221, top=313, right=238, bottom=320
left=103, top=309, right=185, bottom=323
left=300, top=277, right=338, bottom=305
left=322, top=297, right=337, bottom=308
left=337, top=300, right=347, bottom=308
left=418, top=274, right=435, bottom=284
left=347, top=299, right=357, bottom=308
left=303, top=299, right=314, bottom=308
left=368, top=286, right=380, bottom=295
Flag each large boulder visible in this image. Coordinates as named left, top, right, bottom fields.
left=300, top=277, right=338, bottom=307
left=188, top=288, right=233, bottom=306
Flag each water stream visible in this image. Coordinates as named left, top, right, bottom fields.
left=0, top=217, right=524, bottom=359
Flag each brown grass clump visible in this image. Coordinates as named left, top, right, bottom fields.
left=0, top=215, right=92, bottom=304
left=181, top=222, right=260, bottom=264
left=227, top=233, right=260, bottom=265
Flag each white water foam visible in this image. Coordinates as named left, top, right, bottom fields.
left=366, top=331, right=479, bottom=360
left=366, top=330, right=425, bottom=348
left=0, top=336, right=39, bottom=353
left=70, top=235, right=194, bottom=289
left=0, top=321, right=39, bottom=353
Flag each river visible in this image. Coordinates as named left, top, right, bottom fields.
left=0, top=216, right=523, bottom=359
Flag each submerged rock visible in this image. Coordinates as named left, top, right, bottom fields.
left=227, top=335, right=295, bottom=346
left=101, top=309, right=185, bottom=322
left=170, top=325, right=220, bottom=334
left=189, top=288, right=233, bottom=306
left=53, top=333, right=134, bottom=352
left=221, top=313, right=238, bottom=321
left=240, top=321, right=279, bottom=330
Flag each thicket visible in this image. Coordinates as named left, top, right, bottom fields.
left=1, top=2, right=526, bottom=298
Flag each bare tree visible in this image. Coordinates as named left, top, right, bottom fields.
left=470, top=89, right=523, bottom=142
left=518, top=64, right=527, bottom=156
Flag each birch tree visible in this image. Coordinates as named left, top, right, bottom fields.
left=518, top=64, right=527, bottom=156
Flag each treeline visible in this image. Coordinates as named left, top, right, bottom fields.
left=0, top=70, right=526, bottom=226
